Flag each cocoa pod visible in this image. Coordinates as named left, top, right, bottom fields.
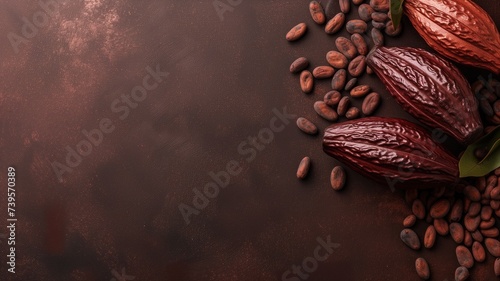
left=366, top=46, right=483, bottom=144
left=309, top=1, right=326, bottom=25
left=405, top=0, right=500, bottom=74
left=322, top=117, right=459, bottom=185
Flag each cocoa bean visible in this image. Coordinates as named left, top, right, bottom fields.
left=352, top=0, right=364, bottom=5
left=415, top=258, right=430, bottom=280
left=412, top=199, right=426, bottom=220
left=400, top=228, right=421, bottom=250
left=371, top=20, right=386, bottom=29
left=350, top=85, right=371, bottom=98
left=366, top=65, right=373, bottom=74
left=385, top=20, right=402, bottom=36
left=330, top=166, right=346, bottom=191
left=300, top=70, right=314, bottom=93
left=324, top=91, right=342, bottom=106
left=424, top=225, right=436, bottom=249
left=495, top=258, right=500, bottom=276
left=325, top=13, right=346, bottom=34
left=345, top=78, right=358, bottom=91
left=326, top=50, right=348, bottom=69
left=455, top=266, right=469, bottom=281
left=485, top=238, right=500, bottom=257
left=481, top=227, right=499, bottom=238
left=358, top=4, right=374, bottom=21
left=464, top=231, right=473, bottom=247
left=464, top=214, right=481, bottom=232
left=314, top=101, right=339, bottom=121
left=339, top=0, right=351, bottom=13
left=362, top=92, right=381, bottom=115
left=335, top=37, right=357, bottom=59
left=286, top=23, right=307, bottom=41
left=491, top=186, right=500, bottom=200
left=290, top=57, right=309, bottom=73
left=369, top=0, right=389, bottom=12
left=450, top=223, right=464, bottom=244
left=480, top=217, right=495, bottom=229
left=403, top=214, right=417, bottom=228
left=346, top=20, right=367, bottom=34
left=465, top=185, right=481, bottom=201
left=471, top=229, right=484, bottom=243
left=456, top=245, right=474, bottom=268
left=371, top=27, right=384, bottom=46
left=472, top=241, right=486, bottom=262
left=481, top=206, right=493, bottom=221
left=313, top=66, right=335, bottom=79
left=371, top=11, right=388, bottom=22
left=345, top=107, right=360, bottom=119
left=348, top=55, right=366, bottom=77
left=494, top=100, right=500, bottom=117
left=430, top=198, right=450, bottom=219
left=491, top=200, right=500, bottom=210
left=297, top=157, right=311, bottom=179
left=468, top=202, right=481, bottom=217
left=296, top=117, right=318, bottom=135
left=351, top=33, right=368, bottom=56
left=337, top=96, right=350, bottom=116
left=434, top=218, right=449, bottom=236
left=325, top=0, right=336, bottom=19
left=331, top=69, right=347, bottom=91
left=309, top=1, right=326, bottom=25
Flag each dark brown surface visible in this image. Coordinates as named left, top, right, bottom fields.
left=0, top=0, right=499, bottom=280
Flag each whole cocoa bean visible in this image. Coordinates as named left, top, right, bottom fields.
left=352, top=0, right=364, bottom=5
left=415, top=258, right=430, bottom=280
left=424, top=225, right=436, bottom=249
left=297, top=157, right=311, bottom=179
left=371, top=11, right=388, bottom=22
left=324, top=91, right=342, bottom=106
left=351, top=33, right=368, bottom=55
left=491, top=186, right=500, bottom=200
left=325, top=0, right=336, bottom=18
left=309, top=1, right=326, bottom=25
left=371, top=27, right=384, bottom=46
left=339, top=0, right=350, bottom=13
left=464, top=231, right=473, bottom=247
left=481, top=206, right=493, bottom=220
left=335, top=37, right=357, bottom=59
left=455, top=266, right=469, bottom=281
left=369, top=0, right=389, bottom=12
left=385, top=20, right=402, bottom=36
left=450, top=199, right=464, bottom=222
left=412, top=199, right=426, bottom=220
left=358, top=4, right=374, bottom=21
left=400, top=228, right=421, bottom=250
left=495, top=258, right=500, bottom=276
left=456, top=245, right=474, bottom=268
left=331, top=69, right=347, bottom=91
left=472, top=241, right=486, bottom=262
left=314, top=101, right=339, bottom=121
left=485, top=238, right=500, bottom=257
left=345, top=78, right=358, bottom=91
left=286, top=23, right=307, bottom=41
left=481, top=217, right=495, bottom=229
left=337, top=96, right=350, bottom=116
left=362, top=92, right=381, bottom=115
left=465, top=185, right=481, bottom=201
left=434, top=218, right=449, bottom=236
left=403, top=214, right=417, bottom=228
left=468, top=202, right=481, bottom=217
left=450, top=223, right=464, bottom=244
left=346, top=20, right=367, bottom=34
left=494, top=100, right=500, bottom=117
left=464, top=197, right=471, bottom=213
left=296, top=117, right=318, bottom=135
left=326, top=50, right=348, bottom=68
left=350, top=85, right=371, bottom=98
left=330, top=166, right=346, bottom=191
left=325, top=13, right=346, bottom=34
left=313, top=66, right=335, bottom=79
left=300, top=70, right=314, bottom=93
left=432, top=186, right=446, bottom=197
left=430, top=199, right=450, bottom=218
left=348, top=55, right=366, bottom=77
left=290, top=57, right=309, bottom=73
left=464, top=214, right=481, bottom=232
left=481, top=227, right=499, bottom=238
left=491, top=200, right=500, bottom=210
left=371, top=20, right=386, bottom=29
left=471, top=229, right=484, bottom=243
left=345, top=107, right=360, bottom=119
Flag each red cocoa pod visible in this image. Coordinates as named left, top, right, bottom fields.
left=322, top=117, right=459, bottom=186
left=404, top=0, right=500, bottom=74
left=366, top=46, right=483, bottom=144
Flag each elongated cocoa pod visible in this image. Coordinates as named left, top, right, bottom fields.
left=366, top=46, right=482, bottom=144
left=404, top=0, right=500, bottom=74
left=323, top=117, right=459, bottom=186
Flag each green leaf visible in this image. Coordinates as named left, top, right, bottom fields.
left=459, top=126, right=500, bottom=178
left=390, top=0, right=404, bottom=31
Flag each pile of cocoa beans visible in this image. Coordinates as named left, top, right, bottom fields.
left=287, top=0, right=500, bottom=280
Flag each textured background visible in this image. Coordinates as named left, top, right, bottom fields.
left=0, top=0, right=499, bottom=280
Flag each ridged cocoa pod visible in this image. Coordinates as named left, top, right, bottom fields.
left=405, top=0, right=500, bottom=74
left=366, top=46, right=482, bottom=144
left=323, top=117, right=459, bottom=186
